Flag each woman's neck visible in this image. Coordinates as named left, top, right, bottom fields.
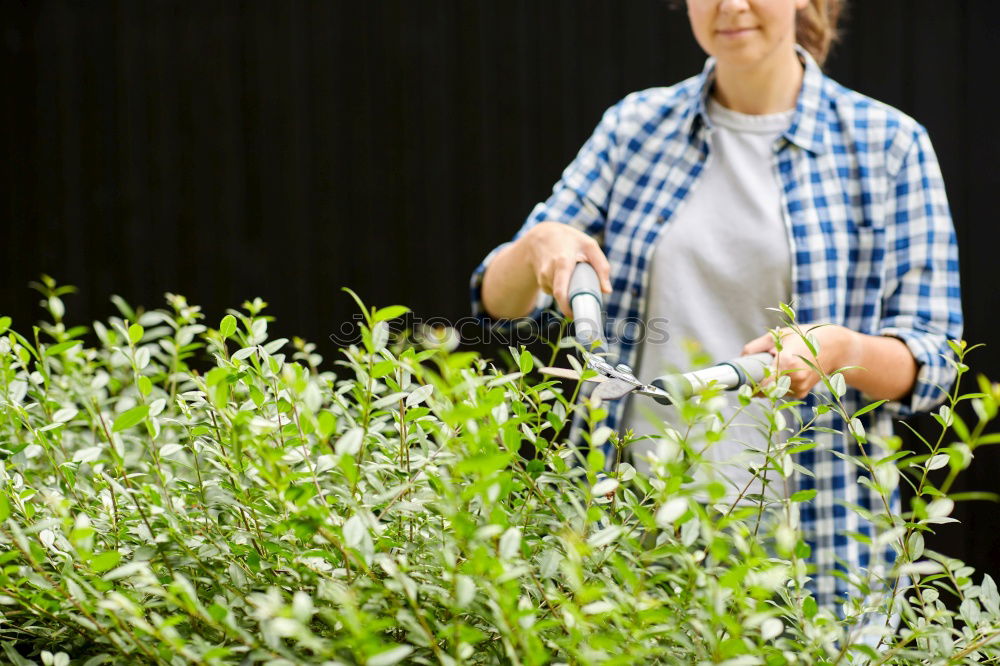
left=711, top=46, right=804, bottom=115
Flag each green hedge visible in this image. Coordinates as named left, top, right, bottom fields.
left=0, top=282, right=998, bottom=665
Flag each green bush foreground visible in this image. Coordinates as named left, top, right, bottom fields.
left=0, top=281, right=998, bottom=665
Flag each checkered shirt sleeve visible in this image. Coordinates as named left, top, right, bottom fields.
left=877, top=126, right=963, bottom=417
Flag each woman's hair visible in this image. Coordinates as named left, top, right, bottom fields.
left=796, top=0, right=844, bottom=66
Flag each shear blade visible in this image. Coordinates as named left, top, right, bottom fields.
left=593, top=377, right=637, bottom=401
left=538, top=366, right=607, bottom=383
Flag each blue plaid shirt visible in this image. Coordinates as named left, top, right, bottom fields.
left=469, top=47, right=963, bottom=610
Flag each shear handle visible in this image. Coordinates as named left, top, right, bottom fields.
left=650, top=352, right=773, bottom=400
left=568, top=262, right=607, bottom=355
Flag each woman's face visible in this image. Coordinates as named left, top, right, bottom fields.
left=687, top=0, right=809, bottom=68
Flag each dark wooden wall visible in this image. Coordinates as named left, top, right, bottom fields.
left=2, top=0, right=998, bottom=582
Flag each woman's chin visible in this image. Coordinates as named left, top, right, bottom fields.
left=710, top=43, right=772, bottom=70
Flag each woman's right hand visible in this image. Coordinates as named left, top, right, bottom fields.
left=520, top=222, right=612, bottom=318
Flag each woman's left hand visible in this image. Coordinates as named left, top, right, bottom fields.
left=741, top=324, right=861, bottom=399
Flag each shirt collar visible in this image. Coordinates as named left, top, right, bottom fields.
left=687, top=44, right=830, bottom=155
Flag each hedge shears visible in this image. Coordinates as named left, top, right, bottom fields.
left=540, top=263, right=773, bottom=404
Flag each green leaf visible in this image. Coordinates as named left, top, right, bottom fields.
left=852, top=400, right=887, bottom=419
left=778, top=303, right=796, bottom=322
left=137, top=376, right=152, bottom=397
left=8, top=330, right=40, bottom=362
left=341, top=287, right=372, bottom=327
left=0, top=494, right=10, bottom=521
left=519, top=348, right=534, bottom=374
left=128, top=323, right=144, bottom=345
left=790, top=489, right=817, bottom=503
left=454, top=453, right=511, bottom=477
left=786, top=442, right=818, bottom=455
left=802, top=332, right=819, bottom=358
left=803, top=596, right=818, bottom=619
left=0, top=316, right=10, bottom=335
left=2, top=642, right=36, bottom=666
left=367, top=645, right=413, bottom=666
left=43, top=339, right=83, bottom=357
left=371, top=360, right=395, bottom=379
left=877, top=450, right=914, bottom=466
left=110, top=294, right=136, bottom=320
left=373, top=305, right=409, bottom=322
left=406, top=384, right=433, bottom=408
left=317, top=411, right=336, bottom=439
left=91, top=551, right=122, bottom=573
left=219, top=314, right=237, bottom=339
left=112, top=405, right=149, bottom=432
left=848, top=645, right=880, bottom=661
left=202, top=646, right=232, bottom=661
left=830, top=372, right=846, bottom=398
left=947, top=491, right=1000, bottom=503
left=208, top=603, right=229, bottom=622
left=249, top=385, right=265, bottom=408
left=206, top=366, right=230, bottom=387
left=587, top=447, right=605, bottom=474
left=404, top=406, right=430, bottom=422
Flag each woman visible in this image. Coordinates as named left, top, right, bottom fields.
left=469, top=0, right=963, bottom=614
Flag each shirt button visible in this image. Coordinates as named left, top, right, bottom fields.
left=632, top=286, right=640, bottom=297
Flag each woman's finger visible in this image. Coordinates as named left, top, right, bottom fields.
left=776, top=352, right=818, bottom=399
left=583, top=242, right=613, bottom=294
left=550, top=257, right=575, bottom=318
left=742, top=331, right=775, bottom=355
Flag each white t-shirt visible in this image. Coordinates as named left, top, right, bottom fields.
left=620, top=97, right=795, bottom=505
